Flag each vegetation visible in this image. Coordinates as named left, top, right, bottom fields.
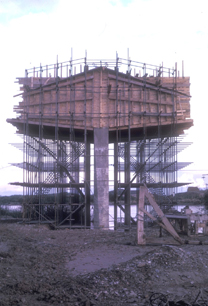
left=0, top=194, right=23, bottom=204
left=0, top=206, right=22, bottom=218
left=204, top=190, right=208, bottom=209
left=1, top=189, right=208, bottom=220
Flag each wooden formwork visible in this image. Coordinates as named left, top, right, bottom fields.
left=8, top=66, right=192, bottom=141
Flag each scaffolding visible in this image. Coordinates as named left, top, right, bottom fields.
left=7, top=52, right=193, bottom=229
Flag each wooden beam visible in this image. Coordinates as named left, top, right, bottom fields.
left=143, top=184, right=183, bottom=244
left=137, top=184, right=183, bottom=245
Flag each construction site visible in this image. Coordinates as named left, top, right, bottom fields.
left=6, top=53, right=208, bottom=306
left=7, top=52, right=193, bottom=231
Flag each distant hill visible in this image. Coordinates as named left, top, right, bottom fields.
left=0, top=195, right=23, bottom=204
left=0, top=189, right=207, bottom=206
left=173, top=189, right=204, bottom=205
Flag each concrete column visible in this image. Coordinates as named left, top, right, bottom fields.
left=85, top=140, right=91, bottom=227
left=94, top=128, right=109, bottom=229
left=114, top=141, right=118, bottom=230
left=74, top=144, right=80, bottom=193
left=125, top=142, right=131, bottom=228
left=137, top=186, right=146, bottom=245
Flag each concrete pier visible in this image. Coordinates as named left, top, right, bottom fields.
left=94, top=128, right=109, bottom=229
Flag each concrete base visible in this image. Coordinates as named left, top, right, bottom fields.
left=94, top=128, right=109, bottom=229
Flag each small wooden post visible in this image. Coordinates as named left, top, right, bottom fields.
left=137, top=186, right=146, bottom=245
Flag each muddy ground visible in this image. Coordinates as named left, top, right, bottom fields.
left=0, top=222, right=208, bottom=306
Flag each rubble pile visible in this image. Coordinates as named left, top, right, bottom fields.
left=0, top=223, right=208, bottom=305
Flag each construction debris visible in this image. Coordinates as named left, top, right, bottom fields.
left=1, top=223, right=208, bottom=305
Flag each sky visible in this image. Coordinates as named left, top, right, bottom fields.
left=0, top=0, right=208, bottom=195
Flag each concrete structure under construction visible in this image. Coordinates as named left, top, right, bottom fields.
left=7, top=53, right=193, bottom=229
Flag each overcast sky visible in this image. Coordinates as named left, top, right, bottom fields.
left=0, top=0, right=208, bottom=195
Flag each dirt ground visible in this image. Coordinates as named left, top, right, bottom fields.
left=0, top=222, right=208, bottom=306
